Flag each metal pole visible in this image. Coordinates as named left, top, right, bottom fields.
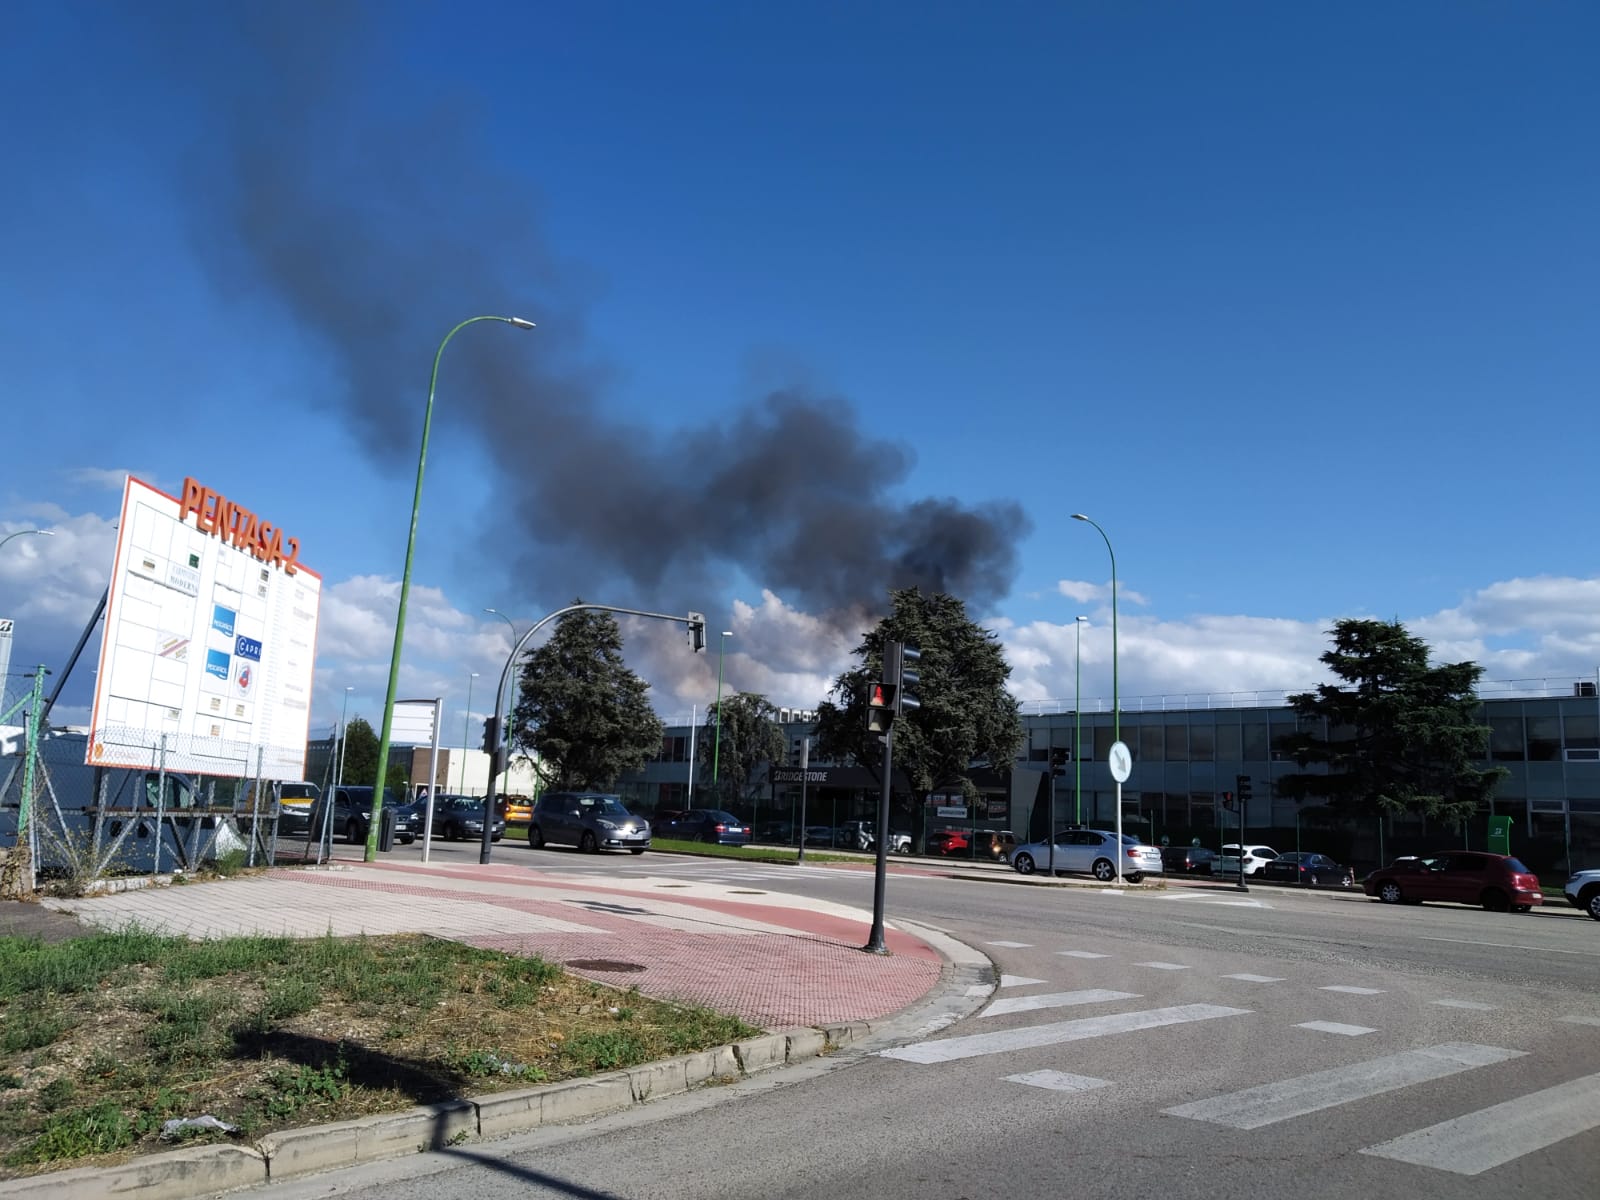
left=459, top=673, right=477, bottom=796
left=864, top=729, right=892, bottom=954
left=153, top=734, right=168, bottom=877
left=686, top=704, right=696, bottom=805
left=18, top=666, right=48, bottom=890
left=247, top=747, right=265, bottom=867
left=1071, top=515, right=1118, bottom=746
left=1075, top=616, right=1085, bottom=826
left=711, top=631, right=731, bottom=799
left=371, top=315, right=535, bottom=862
left=39, top=589, right=106, bottom=728
left=798, top=737, right=809, bottom=865
left=422, top=698, right=442, bottom=861
left=1114, top=776, right=1124, bottom=886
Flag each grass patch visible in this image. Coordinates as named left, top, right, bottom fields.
left=0, top=925, right=757, bottom=1178
left=648, top=839, right=855, bottom=865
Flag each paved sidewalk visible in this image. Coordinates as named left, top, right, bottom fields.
left=39, top=859, right=948, bottom=1029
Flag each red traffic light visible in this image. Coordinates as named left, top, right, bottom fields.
left=869, top=683, right=888, bottom=707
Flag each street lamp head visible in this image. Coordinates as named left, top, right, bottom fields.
left=1070, top=513, right=1089, bottom=522
left=1076, top=615, right=1088, bottom=624
left=721, top=631, right=733, bottom=638
left=506, top=317, right=537, bottom=330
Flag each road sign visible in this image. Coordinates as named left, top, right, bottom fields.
left=1108, top=740, right=1132, bottom=783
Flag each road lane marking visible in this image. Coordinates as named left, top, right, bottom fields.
left=1431, top=999, right=1495, bottom=1011
left=1222, top=974, right=1285, bottom=983
left=983, top=989, right=1140, bottom=1018
left=1058, top=951, right=1110, bottom=959
left=879, top=1004, right=1251, bottom=1064
left=998, top=975, right=1046, bottom=989
left=986, top=941, right=1033, bottom=948
left=1559, top=1015, right=1600, bottom=1026
left=1137, top=961, right=1191, bottom=970
left=1418, top=936, right=1599, bottom=957
left=1319, top=985, right=1384, bottom=995
left=1162, top=1043, right=1524, bottom=1130
left=1296, top=1021, right=1377, bottom=1036
left=1005, top=1070, right=1112, bottom=1093
left=1361, top=1071, right=1600, bottom=1175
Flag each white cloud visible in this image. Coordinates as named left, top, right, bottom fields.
left=1056, top=578, right=1149, bottom=608
left=64, top=467, right=150, bottom=492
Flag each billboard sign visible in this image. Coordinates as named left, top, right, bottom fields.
left=0, top=618, right=12, bottom=685
left=87, top=476, right=321, bottom=779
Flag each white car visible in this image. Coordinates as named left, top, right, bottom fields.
left=1011, top=828, right=1164, bottom=883
left=1564, top=869, right=1600, bottom=921
left=1219, top=843, right=1279, bottom=877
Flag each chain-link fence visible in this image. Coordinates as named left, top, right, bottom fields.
left=0, top=675, right=321, bottom=894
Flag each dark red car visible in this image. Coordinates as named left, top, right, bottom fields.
left=1363, top=851, right=1542, bottom=912
left=927, top=829, right=972, bottom=856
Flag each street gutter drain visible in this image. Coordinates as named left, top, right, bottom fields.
left=728, top=889, right=766, bottom=895
left=565, top=959, right=646, bottom=973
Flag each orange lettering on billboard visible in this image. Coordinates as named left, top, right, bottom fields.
left=177, top=476, right=302, bottom=575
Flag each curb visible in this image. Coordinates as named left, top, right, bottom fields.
left=0, top=1024, right=874, bottom=1199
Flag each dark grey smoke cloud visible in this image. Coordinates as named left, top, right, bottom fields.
left=163, top=3, right=1029, bottom=620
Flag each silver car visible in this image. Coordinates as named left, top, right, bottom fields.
left=529, top=792, right=650, bottom=855
left=1010, top=828, right=1165, bottom=883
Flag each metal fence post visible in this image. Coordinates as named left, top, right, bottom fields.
left=247, top=746, right=265, bottom=867
left=153, top=734, right=168, bottom=876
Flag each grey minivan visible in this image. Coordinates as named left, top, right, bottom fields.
left=529, top=792, right=650, bottom=854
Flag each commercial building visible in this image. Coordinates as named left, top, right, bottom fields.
left=616, top=682, right=1600, bottom=877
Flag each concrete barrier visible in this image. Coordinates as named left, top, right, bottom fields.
left=0, top=1145, right=266, bottom=1200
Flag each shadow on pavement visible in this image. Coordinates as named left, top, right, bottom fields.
left=440, top=1146, right=629, bottom=1198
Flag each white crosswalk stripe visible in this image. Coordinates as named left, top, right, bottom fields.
left=1295, top=1021, right=1376, bottom=1037
left=1430, top=999, right=1494, bottom=1011
left=1360, top=1071, right=1600, bottom=1175
left=1222, top=974, right=1285, bottom=983
left=1005, top=1070, right=1111, bottom=1093
left=983, top=990, right=1140, bottom=1018
left=1319, top=985, right=1385, bottom=995
left=1162, top=1043, right=1524, bottom=1130
left=1058, top=950, right=1110, bottom=959
left=880, top=1004, right=1250, bottom=1064
left=997, top=975, right=1046, bottom=989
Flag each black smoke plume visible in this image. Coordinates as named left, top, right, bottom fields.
left=159, top=4, right=1029, bottom=622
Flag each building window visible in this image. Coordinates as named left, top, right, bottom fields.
left=1563, top=713, right=1599, bottom=752
left=1213, top=723, right=1241, bottom=761
left=1094, top=726, right=1114, bottom=761
left=1189, top=724, right=1214, bottom=762
left=1242, top=722, right=1269, bottom=762
left=1164, top=725, right=1188, bottom=763
left=1526, top=716, right=1561, bottom=762
left=1139, top=725, right=1164, bottom=763
left=1489, top=716, right=1524, bottom=762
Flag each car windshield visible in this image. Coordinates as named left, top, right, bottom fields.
left=280, top=784, right=317, bottom=800
left=1505, top=857, right=1532, bottom=873
left=1118, top=834, right=1143, bottom=845
left=577, top=797, right=630, bottom=817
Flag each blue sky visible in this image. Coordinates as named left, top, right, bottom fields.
left=3, top=1, right=1598, bottom=752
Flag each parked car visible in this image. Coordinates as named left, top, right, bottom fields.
left=927, top=828, right=972, bottom=856
left=754, top=820, right=795, bottom=844
left=1160, top=845, right=1217, bottom=874
left=1363, top=851, right=1543, bottom=912
left=653, top=808, right=750, bottom=846
left=649, top=809, right=686, bottom=837
left=1011, top=828, right=1165, bottom=883
left=1562, top=868, right=1600, bottom=921
left=529, top=792, right=650, bottom=854
left=274, top=782, right=320, bottom=835
left=837, top=820, right=876, bottom=851
left=427, top=794, right=505, bottom=842
left=1260, top=851, right=1354, bottom=888
left=1219, top=843, right=1279, bottom=877
left=803, top=825, right=837, bottom=847
left=310, top=787, right=417, bottom=845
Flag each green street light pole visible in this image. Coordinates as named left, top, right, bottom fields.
left=0, top=529, right=55, bottom=553
left=1070, top=514, right=1118, bottom=745
left=710, top=630, right=732, bottom=801
left=369, top=315, right=535, bottom=861
left=1074, top=615, right=1087, bottom=826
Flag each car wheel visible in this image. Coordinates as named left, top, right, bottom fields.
left=1013, top=852, right=1035, bottom=875
left=580, top=831, right=598, bottom=854
left=491, top=834, right=502, bottom=843
left=630, top=847, right=646, bottom=855
left=345, top=819, right=363, bottom=845
left=1512, top=904, right=1532, bottom=913
left=1127, top=872, right=1144, bottom=884
left=1378, top=880, right=1403, bottom=904
left=1092, top=858, right=1116, bottom=882
left=442, top=822, right=458, bottom=841
left=1480, top=888, right=1511, bottom=913
left=1585, top=888, right=1600, bottom=921
left=529, top=824, right=545, bottom=849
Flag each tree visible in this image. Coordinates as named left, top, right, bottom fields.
left=696, top=692, right=787, bottom=808
left=1275, top=618, right=1506, bottom=822
left=336, top=717, right=379, bottom=789
left=509, top=605, right=665, bottom=790
left=814, top=588, right=1024, bottom=801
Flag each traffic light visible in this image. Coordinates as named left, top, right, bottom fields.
left=687, top=612, right=706, bottom=653
left=896, top=643, right=922, bottom=716
left=1050, top=748, right=1068, bottom=778
left=1220, top=790, right=1234, bottom=810
left=866, top=679, right=896, bottom=734
left=1235, top=774, right=1253, bottom=803
left=480, top=715, right=500, bottom=754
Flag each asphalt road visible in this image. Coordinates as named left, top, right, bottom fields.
left=251, top=843, right=1600, bottom=1200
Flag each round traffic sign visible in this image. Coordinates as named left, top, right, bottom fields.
left=1108, top=740, right=1132, bottom=783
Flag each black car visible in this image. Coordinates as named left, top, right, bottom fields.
left=310, top=786, right=418, bottom=845
left=426, top=794, right=505, bottom=842
left=1261, top=851, right=1354, bottom=888
left=1161, top=845, right=1217, bottom=874
left=655, top=809, right=750, bottom=846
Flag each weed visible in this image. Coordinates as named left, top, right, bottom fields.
left=1, top=999, right=72, bottom=1054
left=37, top=1077, right=76, bottom=1112
left=261, top=977, right=319, bottom=1021
left=5, top=1102, right=135, bottom=1165
left=265, top=1056, right=350, bottom=1119
left=562, top=1031, right=648, bottom=1072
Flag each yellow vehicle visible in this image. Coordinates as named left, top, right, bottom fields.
left=502, top=795, right=533, bottom=823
